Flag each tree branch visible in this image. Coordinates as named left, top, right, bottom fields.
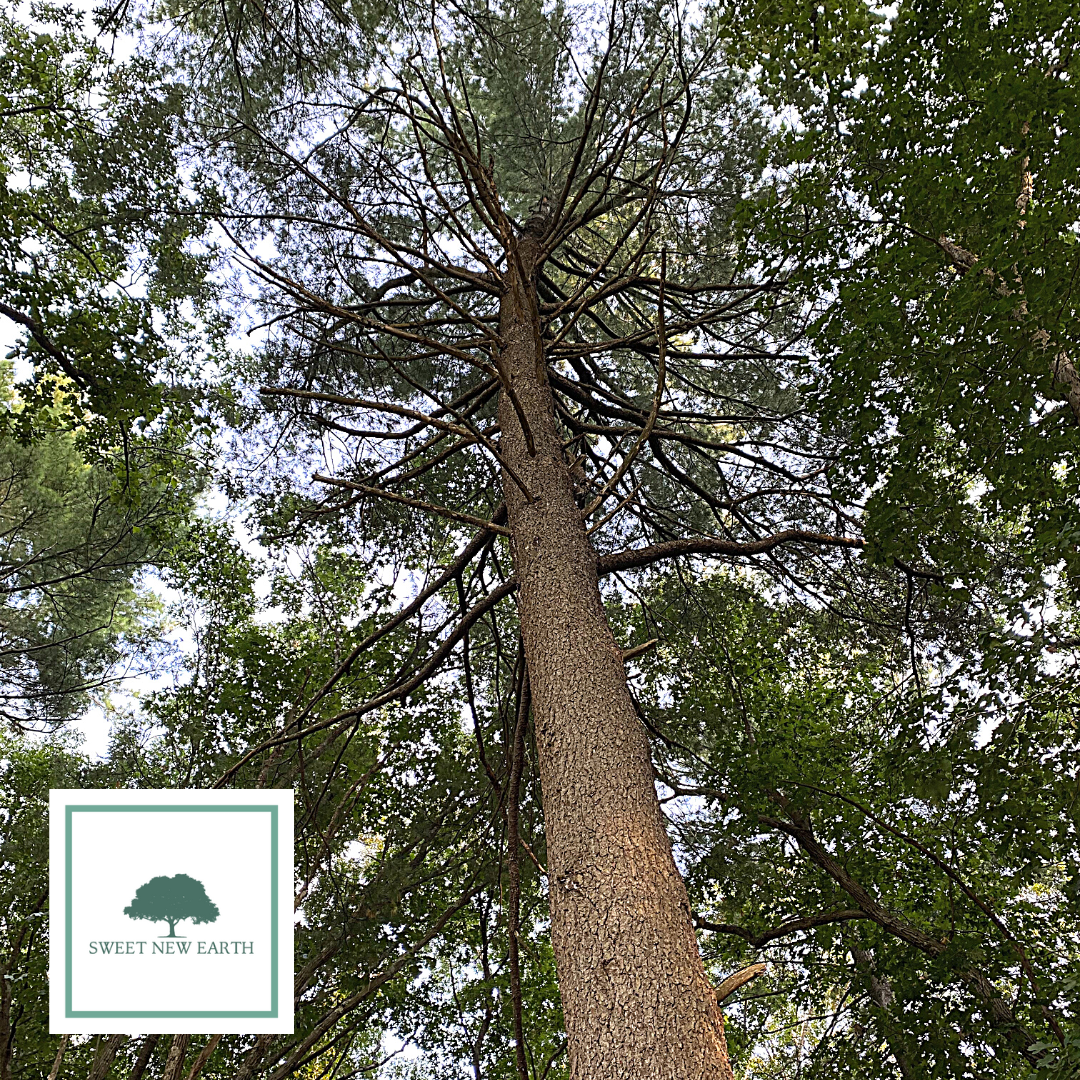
left=311, top=474, right=511, bottom=535
left=714, top=963, right=767, bottom=1005
left=597, top=530, right=864, bottom=576
left=696, top=910, right=867, bottom=949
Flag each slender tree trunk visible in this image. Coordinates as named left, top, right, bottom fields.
left=162, top=1036, right=191, bottom=1080
left=0, top=972, right=11, bottom=1080
left=127, top=1035, right=159, bottom=1080
left=851, top=946, right=916, bottom=1080
left=47, top=1036, right=69, bottom=1080
left=181, top=1035, right=222, bottom=1080
left=88, top=1035, right=127, bottom=1080
left=496, top=231, right=732, bottom=1080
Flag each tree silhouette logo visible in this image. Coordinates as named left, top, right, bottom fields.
left=123, top=874, right=220, bottom=938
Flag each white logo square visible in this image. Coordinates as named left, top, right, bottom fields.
left=49, top=789, right=294, bottom=1034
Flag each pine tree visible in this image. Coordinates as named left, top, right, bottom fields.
left=161, top=1, right=862, bottom=1074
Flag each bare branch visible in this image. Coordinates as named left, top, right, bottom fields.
left=714, top=963, right=767, bottom=1005
left=597, top=531, right=864, bottom=576
left=696, top=911, right=867, bottom=949
left=311, top=473, right=511, bottom=534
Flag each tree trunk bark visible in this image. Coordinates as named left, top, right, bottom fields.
left=0, top=972, right=11, bottom=1080
left=496, top=233, right=732, bottom=1080
left=162, top=1036, right=191, bottom=1080
left=88, top=1034, right=127, bottom=1080
left=127, top=1035, right=159, bottom=1080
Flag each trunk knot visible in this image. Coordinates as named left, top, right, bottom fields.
left=521, top=196, right=552, bottom=238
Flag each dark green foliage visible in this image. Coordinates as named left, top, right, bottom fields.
left=604, top=565, right=1079, bottom=1077
left=0, top=0, right=223, bottom=437
left=0, top=366, right=197, bottom=731
left=0, top=0, right=218, bottom=732
left=737, top=0, right=1080, bottom=593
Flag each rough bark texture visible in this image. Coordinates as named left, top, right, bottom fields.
left=88, top=1035, right=127, bottom=1080
left=497, top=231, right=732, bottom=1080
left=162, top=1036, right=191, bottom=1080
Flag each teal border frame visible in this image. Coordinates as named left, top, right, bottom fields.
left=64, top=805, right=279, bottom=1019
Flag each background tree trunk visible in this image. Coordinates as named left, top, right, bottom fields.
left=497, top=234, right=732, bottom=1080
left=0, top=973, right=11, bottom=1080
left=88, top=1035, right=128, bottom=1080
left=126, top=1035, right=159, bottom=1080
left=162, top=1036, right=191, bottom=1080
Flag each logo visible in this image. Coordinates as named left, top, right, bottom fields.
left=49, top=789, right=294, bottom=1035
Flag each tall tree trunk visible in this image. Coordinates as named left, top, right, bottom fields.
left=496, top=231, right=732, bottom=1080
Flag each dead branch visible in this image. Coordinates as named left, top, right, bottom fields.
left=714, top=963, right=767, bottom=1005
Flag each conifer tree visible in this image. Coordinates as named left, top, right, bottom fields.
left=162, top=1, right=864, bottom=1074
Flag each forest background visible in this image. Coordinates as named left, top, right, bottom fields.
left=0, top=0, right=1078, bottom=1077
